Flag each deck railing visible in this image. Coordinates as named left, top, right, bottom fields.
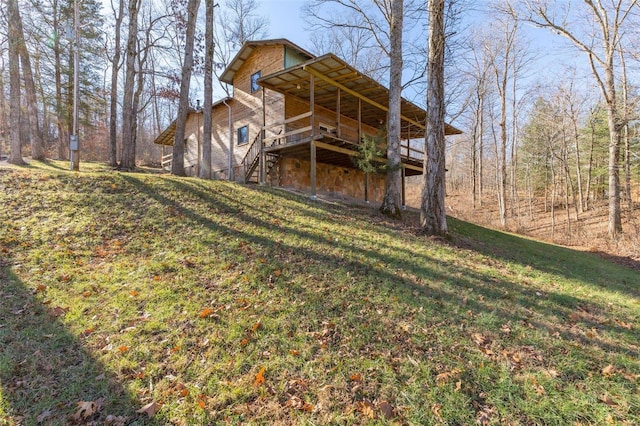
left=161, top=153, right=172, bottom=170
left=240, top=133, right=262, bottom=182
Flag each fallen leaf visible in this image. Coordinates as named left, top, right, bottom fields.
left=72, top=399, right=102, bottom=421
left=289, top=350, right=300, bottom=356
left=431, top=403, right=443, bottom=421
left=137, top=401, right=161, bottom=418
left=254, top=367, right=266, bottom=386
left=477, top=409, right=491, bottom=425
left=35, top=284, right=47, bottom=293
left=118, top=345, right=128, bottom=353
left=82, top=291, right=92, bottom=297
left=170, top=345, right=181, bottom=353
left=196, top=397, right=206, bottom=409
left=273, top=269, right=282, bottom=277
left=436, top=368, right=462, bottom=385
left=252, top=321, right=261, bottom=332
left=51, top=306, right=69, bottom=317
left=599, top=394, right=618, bottom=406
left=241, top=338, right=249, bottom=346
left=355, top=400, right=376, bottom=419
left=129, top=291, right=139, bottom=297
left=199, top=307, right=214, bottom=318
left=377, top=401, right=394, bottom=420
left=36, top=409, right=53, bottom=422
left=350, top=373, right=363, bottom=382
left=602, top=364, right=615, bottom=377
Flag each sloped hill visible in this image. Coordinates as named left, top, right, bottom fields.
left=1, top=161, right=638, bottom=425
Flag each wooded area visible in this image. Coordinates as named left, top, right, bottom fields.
left=1, top=0, right=638, bottom=239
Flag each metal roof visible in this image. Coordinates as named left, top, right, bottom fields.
left=258, top=53, right=462, bottom=139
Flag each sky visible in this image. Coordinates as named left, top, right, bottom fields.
left=257, top=0, right=310, bottom=47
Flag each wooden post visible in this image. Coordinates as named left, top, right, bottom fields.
left=260, top=87, right=266, bottom=184
left=336, top=88, right=341, bottom=138
left=310, top=73, right=316, bottom=199
left=401, top=165, right=406, bottom=209
left=365, top=172, right=369, bottom=203
left=357, top=98, right=362, bottom=142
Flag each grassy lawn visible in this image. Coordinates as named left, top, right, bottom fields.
left=1, top=160, right=638, bottom=425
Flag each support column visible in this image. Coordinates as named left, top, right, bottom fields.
left=336, top=88, right=341, bottom=138
left=357, top=98, right=362, bottom=142
left=365, top=172, right=369, bottom=203
left=259, top=87, right=266, bottom=184
left=401, top=165, right=406, bottom=209
left=310, top=73, right=316, bottom=199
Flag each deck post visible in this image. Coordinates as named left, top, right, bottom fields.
left=401, top=165, right=406, bottom=209
left=357, top=98, right=362, bottom=142
left=365, top=172, right=369, bottom=203
left=310, top=73, right=316, bottom=199
left=259, top=87, right=266, bottom=185
left=336, top=88, right=341, bottom=138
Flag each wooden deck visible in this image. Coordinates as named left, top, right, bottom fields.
left=263, top=130, right=425, bottom=176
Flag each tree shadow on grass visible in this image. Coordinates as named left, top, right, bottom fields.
left=0, top=262, right=147, bottom=425
left=447, top=217, right=640, bottom=299
left=121, top=175, right=638, bottom=354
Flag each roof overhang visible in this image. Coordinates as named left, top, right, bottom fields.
left=153, top=98, right=232, bottom=146
left=259, top=54, right=462, bottom=139
left=220, top=39, right=315, bottom=85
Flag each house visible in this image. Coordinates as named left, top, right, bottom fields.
left=154, top=38, right=461, bottom=204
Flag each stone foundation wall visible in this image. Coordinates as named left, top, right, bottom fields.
left=275, top=157, right=386, bottom=203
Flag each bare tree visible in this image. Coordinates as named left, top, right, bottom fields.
left=171, top=0, right=201, bottom=176
left=120, top=0, right=141, bottom=170
left=421, top=0, right=447, bottom=235
left=460, top=26, right=494, bottom=210
left=108, top=0, right=125, bottom=167
left=524, top=0, right=638, bottom=237
left=199, top=0, right=215, bottom=179
left=7, top=0, right=25, bottom=165
left=307, top=11, right=387, bottom=81
left=214, top=0, right=268, bottom=96
left=15, top=3, right=45, bottom=160
left=488, top=7, right=518, bottom=228
left=379, top=0, right=403, bottom=218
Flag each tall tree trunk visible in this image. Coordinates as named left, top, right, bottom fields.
left=619, top=47, right=631, bottom=210
left=109, top=0, right=125, bottom=167
left=7, top=0, right=25, bottom=165
left=585, top=112, right=596, bottom=211
left=200, top=0, right=214, bottom=179
left=53, top=0, right=67, bottom=160
left=0, top=69, right=7, bottom=159
left=421, top=0, right=447, bottom=236
left=497, top=63, right=508, bottom=228
left=604, top=62, right=622, bottom=236
left=15, top=5, right=45, bottom=160
left=379, top=0, right=403, bottom=218
left=120, top=0, right=140, bottom=170
left=571, top=109, right=584, bottom=213
left=172, top=0, right=201, bottom=176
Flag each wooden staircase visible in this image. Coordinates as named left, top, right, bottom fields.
left=240, top=134, right=279, bottom=183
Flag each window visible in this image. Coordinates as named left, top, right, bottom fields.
left=250, top=71, right=261, bottom=93
left=237, top=125, right=248, bottom=145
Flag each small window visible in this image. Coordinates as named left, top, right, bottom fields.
left=237, top=125, right=248, bottom=145
left=251, top=71, right=261, bottom=93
